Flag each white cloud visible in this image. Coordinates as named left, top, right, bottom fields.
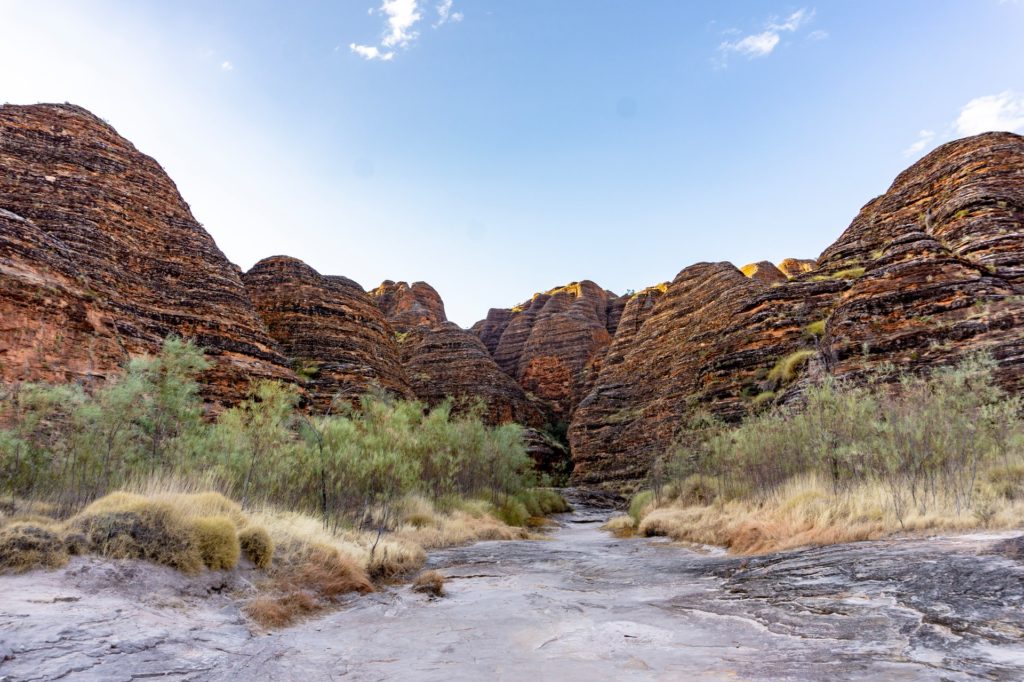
left=380, top=0, right=421, bottom=48
left=351, top=0, right=461, bottom=61
left=955, top=91, right=1024, bottom=136
left=434, top=0, right=463, bottom=27
left=219, top=60, right=233, bottom=71
left=349, top=43, right=394, bottom=61
left=724, top=31, right=780, bottom=58
left=903, top=130, right=936, bottom=157
left=717, top=7, right=819, bottom=65
left=768, top=8, right=813, bottom=32
left=807, top=29, right=828, bottom=41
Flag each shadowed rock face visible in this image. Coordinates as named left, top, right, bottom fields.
left=570, top=131, right=1024, bottom=487
left=395, top=322, right=545, bottom=428
left=243, top=257, right=412, bottom=409
left=0, top=103, right=293, bottom=404
left=472, top=281, right=629, bottom=422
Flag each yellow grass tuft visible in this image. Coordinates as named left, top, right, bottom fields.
left=193, top=516, right=240, bottom=570
left=238, top=525, right=274, bottom=568
left=601, top=514, right=636, bottom=538
left=635, top=473, right=1024, bottom=555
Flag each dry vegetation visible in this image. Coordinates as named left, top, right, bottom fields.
left=625, top=356, right=1024, bottom=554
left=412, top=569, right=446, bottom=597
left=0, top=338, right=570, bottom=627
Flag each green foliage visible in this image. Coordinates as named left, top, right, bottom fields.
left=1, top=337, right=541, bottom=531
left=629, top=490, right=654, bottom=525
left=662, top=355, right=1024, bottom=522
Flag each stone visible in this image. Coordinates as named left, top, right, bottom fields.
left=0, top=103, right=293, bottom=405
left=242, top=256, right=413, bottom=409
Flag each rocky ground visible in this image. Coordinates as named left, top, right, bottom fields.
left=1, top=495, right=1022, bottom=681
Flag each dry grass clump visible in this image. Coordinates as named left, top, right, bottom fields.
left=0, top=520, right=68, bottom=573
left=68, top=493, right=208, bottom=573
left=602, top=514, right=636, bottom=538
left=635, top=474, right=1024, bottom=555
left=412, top=569, right=446, bottom=597
left=65, top=491, right=257, bottom=573
left=193, top=516, right=241, bottom=570
left=244, top=591, right=319, bottom=628
left=238, top=525, right=274, bottom=569
left=393, top=509, right=528, bottom=550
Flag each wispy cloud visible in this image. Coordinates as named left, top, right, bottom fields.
left=902, top=130, right=935, bottom=157
left=434, top=0, right=463, bottom=27
left=956, top=91, right=1024, bottom=136
left=716, top=8, right=819, bottom=66
left=351, top=0, right=460, bottom=62
left=349, top=43, right=394, bottom=61
left=902, top=91, right=1024, bottom=158
left=807, top=29, right=828, bottom=41
left=219, top=60, right=234, bottom=72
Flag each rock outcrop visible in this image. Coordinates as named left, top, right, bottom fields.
left=569, top=131, right=1024, bottom=487
left=242, top=257, right=412, bottom=409
left=0, top=103, right=293, bottom=403
left=778, top=258, right=818, bottom=278
left=394, top=322, right=545, bottom=428
left=369, top=280, right=447, bottom=332
left=740, top=261, right=788, bottom=283
left=471, top=281, right=628, bottom=422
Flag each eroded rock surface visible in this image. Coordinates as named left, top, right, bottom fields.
left=243, top=256, right=412, bottom=408
left=395, top=322, right=546, bottom=428
left=2, top=506, right=1021, bottom=680
left=369, top=280, right=447, bottom=332
left=472, top=281, right=628, bottom=422
left=0, top=103, right=293, bottom=404
left=570, top=132, right=1024, bottom=486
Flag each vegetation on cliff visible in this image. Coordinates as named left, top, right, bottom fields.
left=612, top=356, right=1024, bottom=553
left=0, top=338, right=566, bottom=625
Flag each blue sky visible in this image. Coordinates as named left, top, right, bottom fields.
left=2, top=1, right=1023, bottom=325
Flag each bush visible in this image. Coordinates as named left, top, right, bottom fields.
left=0, top=521, right=68, bottom=573
left=629, top=490, right=655, bottom=525
left=656, top=354, right=1024, bottom=538
left=193, top=516, right=240, bottom=570
left=412, top=569, right=446, bottom=597
left=239, top=525, right=274, bottom=568
left=493, top=498, right=530, bottom=527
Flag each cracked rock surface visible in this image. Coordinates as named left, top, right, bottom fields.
left=2, top=497, right=1023, bottom=680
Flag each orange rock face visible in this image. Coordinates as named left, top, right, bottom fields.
left=740, top=261, right=788, bottom=283
left=369, top=280, right=447, bottom=332
left=0, top=103, right=293, bottom=403
left=777, top=258, right=818, bottom=278
left=569, top=132, right=1024, bottom=487
left=242, top=257, right=413, bottom=409
left=471, top=281, right=628, bottom=422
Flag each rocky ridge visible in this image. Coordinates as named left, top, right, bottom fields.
left=0, top=103, right=294, bottom=405
left=3, top=103, right=1024, bottom=488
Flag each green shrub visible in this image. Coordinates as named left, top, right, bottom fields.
left=493, top=498, right=530, bottom=527
left=629, top=490, right=655, bottom=525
